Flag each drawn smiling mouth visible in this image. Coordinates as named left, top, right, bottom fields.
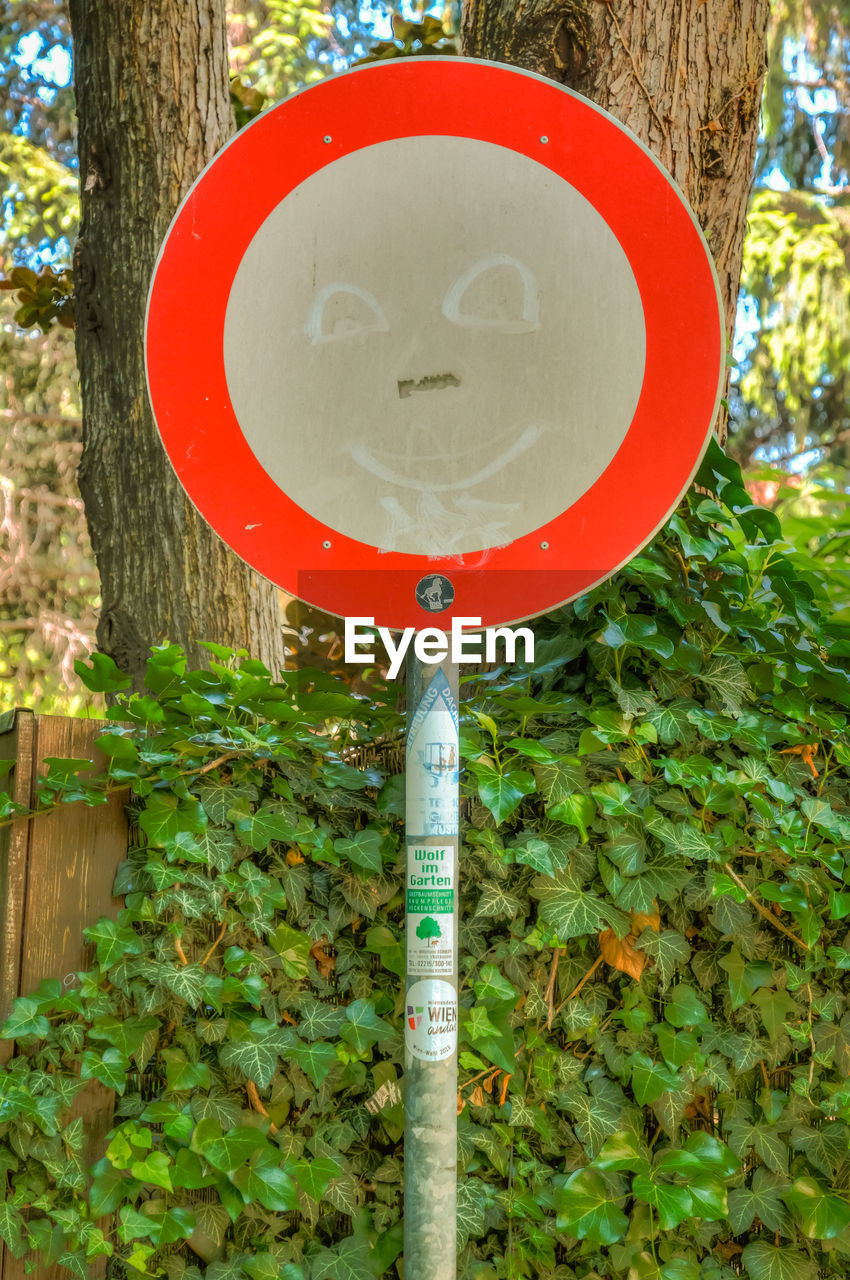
left=349, top=423, right=543, bottom=494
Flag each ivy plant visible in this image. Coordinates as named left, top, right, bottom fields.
left=1, top=442, right=849, bottom=1280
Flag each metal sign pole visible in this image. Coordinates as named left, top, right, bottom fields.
left=404, top=648, right=459, bottom=1278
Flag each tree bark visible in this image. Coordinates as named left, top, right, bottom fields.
left=69, top=0, right=285, bottom=689
left=462, top=0, right=771, bottom=441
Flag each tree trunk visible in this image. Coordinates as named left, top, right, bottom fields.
left=69, top=0, right=285, bottom=689
left=462, top=0, right=771, bottom=441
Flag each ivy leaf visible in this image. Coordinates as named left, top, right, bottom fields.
left=288, top=1039, right=338, bottom=1087
left=232, top=803, right=297, bottom=851
left=530, top=870, right=628, bottom=940
left=218, top=1037, right=278, bottom=1090
left=631, top=1173, right=693, bottom=1229
left=474, top=880, right=525, bottom=921
left=339, top=999, right=394, bottom=1053
left=74, top=652, right=132, bottom=693
left=129, top=1151, right=174, bottom=1192
left=270, top=922, right=311, bottom=978
left=687, top=1173, right=728, bottom=1220
left=593, top=1130, right=651, bottom=1174
left=190, top=1119, right=269, bottom=1174
left=752, top=987, right=797, bottom=1040
left=456, top=1178, right=490, bottom=1249
left=120, top=1202, right=196, bottom=1247
left=139, top=792, right=206, bottom=846
left=511, top=837, right=554, bottom=876
left=475, top=769, right=537, bottom=824
left=532, top=757, right=585, bottom=806
left=728, top=1170, right=791, bottom=1234
left=681, top=1130, right=739, bottom=1176
left=88, top=1014, right=160, bottom=1058
left=697, top=653, right=750, bottom=716
left=790, top=1121, right=849, bottom=1177
left=547, top=792, right=596, bottom=840
left=160, top=963, right=206, bottom=1006
left=783, top=1176, right=850, bottom=1238
left=333, top=828, right=383, bottom=872
left=634, top=929, right=690, bottom=989
left=0, top=1202, right=25, bottom=1256
left=297, top=996, right=347, bottom=1041
left=555, top=1168, right=628, bottom=1243
left=653, top=817, right=718, bottom=861
left=310, top=1237, right=373, bottom=1280
left=563, top=1079, right=625, bottom=1156
left=162, top=1047, right=211, bottom=1091
left=177, top=826, right=236, bottom=870
left=89, top=1157, right=136, bottom=1217
left=83, top=919, right=143, bottom=968
left=0, top=996, right=50, bottom=1039
left=726, top=1120, right=789, bottom=1175
left=289, top=1155, right=342, bottom=1201
left=230, top=1157, right=300, bottom=1212
left=363, top=925, right=404, bottom=977
left=473, top=965, right=518, bottom=1003
left=741, top=1241, right=816, bottom=1280
left=628, top=1053, right=681, bottom=1105
left=646, top=700, right=697, bottom=744
left=191, top=1092, right=242, bottom=1130
left=245, top=1256, right=305, bottom=1280
left=81, top=1047, right=128, bottom=1094
left=465, top=1005, right=502, bottom=1042
left=664, top=984, right=711, bottom=1029
left=192, top=1201, right=232, bottom=1249
left=719, top=950, right=773, bottom=1009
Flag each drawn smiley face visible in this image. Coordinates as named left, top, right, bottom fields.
left=223, top=135, right=646, bottom=557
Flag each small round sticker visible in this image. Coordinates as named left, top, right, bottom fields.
left=415, top=574, right=455, bottom=613
left=405, top=978, right=457, bottom=1062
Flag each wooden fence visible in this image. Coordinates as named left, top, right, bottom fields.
left=0, top=709, right=130, bottom=1280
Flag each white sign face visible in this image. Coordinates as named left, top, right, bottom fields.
left=223, top=135, right=646, bottom=558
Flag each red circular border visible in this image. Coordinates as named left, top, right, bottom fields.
left=146, top=58, right=724, bottom=630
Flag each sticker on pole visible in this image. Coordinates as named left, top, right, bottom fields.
left=406, top=979, right=457, bottom=1062
left=406, top=671, right=459, bottom=838
left=145, top=57, right=725, bottom=631
left=407, top=845, right=455, bottom=976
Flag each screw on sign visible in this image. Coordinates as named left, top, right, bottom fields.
left=145, top=57, right=724, bottom=1279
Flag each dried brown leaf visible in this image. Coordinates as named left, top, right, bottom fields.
left=599, top=928, right=646, bottom=980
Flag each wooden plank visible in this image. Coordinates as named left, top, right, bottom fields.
left=0, top=709, right=36, bottom=1065
left=17, top=715, right=130, bottom=994
left=1, top=715, right=130, bottom=1280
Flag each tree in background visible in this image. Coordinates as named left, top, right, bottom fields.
left=68, top=0, right=290, bottom=691
left=1, top=0, right=848, bottom=708
left=463, top=0, right=770, bottom=392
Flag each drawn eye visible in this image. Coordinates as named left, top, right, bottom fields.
left=442, top=254, right=540, bottom=333
left=305, top=284, right=388, bottom=345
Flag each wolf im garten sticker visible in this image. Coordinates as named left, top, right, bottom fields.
left=407, top=844, right=455, bottom=976
left=405, top=979, right=457, bottom=1062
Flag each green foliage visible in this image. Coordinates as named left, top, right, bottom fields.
left=357, top=13, right=457, bottom=62
left=0, top=133, right=78, bottom=259
left=736, top=192, right=850, bottom=459
left=1, top=451, right=850, bottom=1277
left=227, top=0, right=335, bottom=106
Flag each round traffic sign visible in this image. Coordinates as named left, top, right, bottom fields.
left=145, top=57, right=724, bottom=631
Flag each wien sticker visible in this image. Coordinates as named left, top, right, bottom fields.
left=406, top=669, right=459, bottom=838
left=405, top=979, right=457, bottom=1062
